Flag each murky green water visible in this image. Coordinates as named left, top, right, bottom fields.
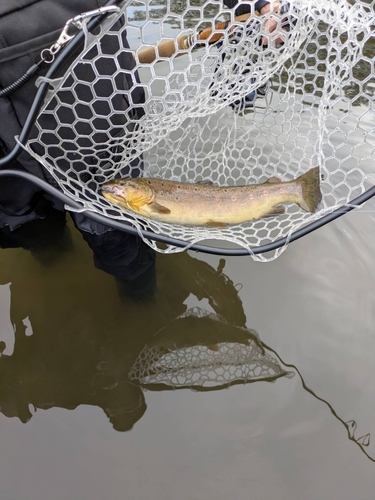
left=1, top=2, right=375, bottom=499
left=1, top=204, right=375, bottom=499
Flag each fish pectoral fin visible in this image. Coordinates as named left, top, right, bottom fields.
left=206, top=220, right=229, bottom=227
left=264, top=205, right=285, bottom=218
left=128, top=201, right=142, bottom=212
left=147, top=201, right=171, bottom=215
left=264, top=176, right=281, bottom=184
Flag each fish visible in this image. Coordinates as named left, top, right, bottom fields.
left=100, top=166, right=322, bottom=227
left=148, top=313, right=256, bottom=352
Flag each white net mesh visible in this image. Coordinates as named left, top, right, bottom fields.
left=128, top=307, right=293, bottom=389
left=22, top=0, right=375, bottom=260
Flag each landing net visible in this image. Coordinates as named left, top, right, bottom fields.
left=128, top=307, right=292, bottom=390
left=23, top=0, right=375, bottom=260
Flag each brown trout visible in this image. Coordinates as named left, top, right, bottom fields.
left=101, top=166, right=322, bottom=226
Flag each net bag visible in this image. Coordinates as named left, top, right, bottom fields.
left=128, top=307, right=293, bottom=390
left=22, top=0, right=375, bottom=260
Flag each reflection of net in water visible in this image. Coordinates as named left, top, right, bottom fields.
left=128, top=308, right=292, bottom=389
left=23, top=0, right=375, bottom=259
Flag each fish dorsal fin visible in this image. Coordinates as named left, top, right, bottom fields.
left=147, top=201, right=171, bottom=214
left=265, top=176, right=281, bottom=184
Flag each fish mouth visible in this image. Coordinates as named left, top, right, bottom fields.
left=101, top=184, right=125, bottom=198
left=101, top=184, right=115, bottom=193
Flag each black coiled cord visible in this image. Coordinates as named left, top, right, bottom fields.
left=0, top=59, right=45, bottom=97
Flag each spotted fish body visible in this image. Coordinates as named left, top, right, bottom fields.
left=101, top=166, right=322, bottom=227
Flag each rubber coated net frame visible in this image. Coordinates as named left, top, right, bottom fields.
left=2, top=0, right=375, bottom=260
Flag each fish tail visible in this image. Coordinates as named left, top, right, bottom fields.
left=295, top=166, right=322, bottom=213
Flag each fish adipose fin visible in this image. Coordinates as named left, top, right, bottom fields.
left=147, top=201, right=171, bottom=214
left=264, top=205, right=285, bottom=218
left=197, top=180, right=215, bottom=185
left=295, top=166, right=322, bottom=212
left=265, top=176, right=281, bottom=184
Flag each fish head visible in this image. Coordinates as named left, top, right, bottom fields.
left=101, top=178, right=154, bottom=210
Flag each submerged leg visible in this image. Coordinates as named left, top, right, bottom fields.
left=73, top=215, right=156, bottom=303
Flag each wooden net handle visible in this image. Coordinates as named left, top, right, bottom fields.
left=136, top=13, right=252, bottom=64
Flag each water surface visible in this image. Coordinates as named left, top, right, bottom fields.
left=0, top=201, right=375, bottom=499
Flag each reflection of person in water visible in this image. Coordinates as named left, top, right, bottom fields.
left=1, top=230, right=372, bottom=465
left=0, top=223, right=247, bottom=431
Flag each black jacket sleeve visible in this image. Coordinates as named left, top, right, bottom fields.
left=223, top=0, right=271, bottom=16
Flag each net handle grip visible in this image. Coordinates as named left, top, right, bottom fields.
left=135, top=13, right=252, bottom=64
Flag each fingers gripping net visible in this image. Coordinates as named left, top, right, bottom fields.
left=128, top=307, right=292, bottom=390
left=23, top=0, right=375, bottom=259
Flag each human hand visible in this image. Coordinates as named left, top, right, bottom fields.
left=260, top=2, right=285, bottom=45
